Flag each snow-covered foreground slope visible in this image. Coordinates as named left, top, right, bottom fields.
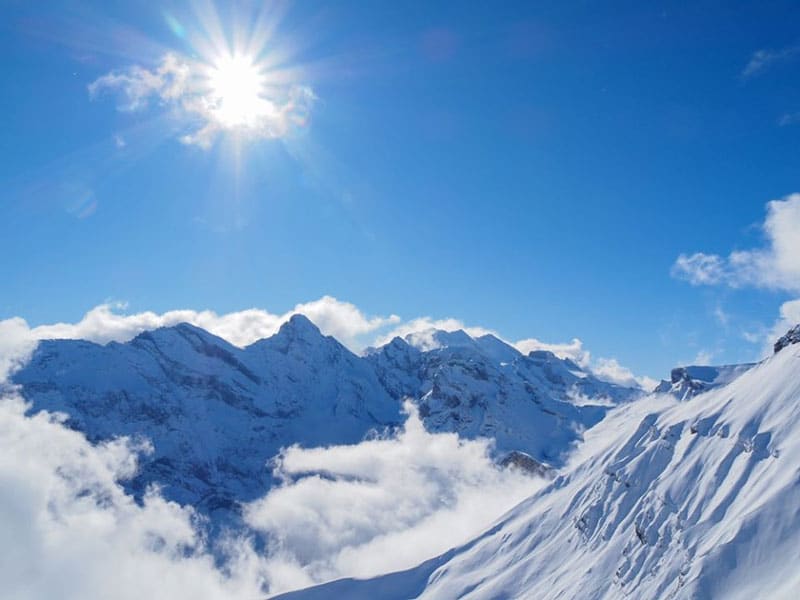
left=11, top=315, right=636, bottom=536
left=280, top=332, right=800, bottom=599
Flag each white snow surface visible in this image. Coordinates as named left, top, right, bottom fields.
left=278, top=338, right=800, bottom=600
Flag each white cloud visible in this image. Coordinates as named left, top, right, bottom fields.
left=742, top=45, right=800, bottom=78
left=290, top=297, right=400, bottom=348
left=0, top=389, right=538, bottom=598
left=0, top=394, right=265, bottom=600
left=89, top=53, right=190, bottom=111
left=0, top=317, right=38, bottom=383
left=514, top=337, right=656, bottom=390
left=0, top=297, right=400, bottom=389
left=671, top=253, right=728, bottom=286
left=591, top=357, right=658, bottom=391
left=692, top=350, right=715, bottom=366
left=765, top=298, right=800, bottom=356
left=713, top=305, right=730, bottom=327
left=673, top=194, right=800, bottom=354
left=672, top=194, right=800, bottom=292
left=1, top=297, right=394, bottom=357
left=89, top=53, right=315, bottom=148
left=779, top=112, right=800, bottom=126
left=514, top=336, right=590, bottom=367
left=742, top=329, right=764, bottom=344
left=244, top=402, right=539, bottom=594
left=373, top=317, right=494, bottom=351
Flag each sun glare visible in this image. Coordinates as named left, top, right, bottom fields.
left=207, top=54, right=272, bottom=128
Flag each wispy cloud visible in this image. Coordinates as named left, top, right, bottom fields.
left=89, top=53, right=315, bottom=148
left=692, top=349, right=715, bottom=366
left=672, top=193, right=800, bottom=292
left=591, top=357, right=658, bottom=391
left=779, top=112, right=800, bottom=126
left=742, top=45, right=800, bottom=78
left=713, top=304, right=730, bottom=327
left=514, top=336, right=589, bottom=365
left=673, top=193, right=800, bottom=355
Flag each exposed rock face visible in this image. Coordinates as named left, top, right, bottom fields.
left=499, top=451, right=555, bottom=478
left=774, top=324, right=800, bottom=353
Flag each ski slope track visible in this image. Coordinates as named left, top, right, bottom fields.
left=280, top=327, right=800, bottom=600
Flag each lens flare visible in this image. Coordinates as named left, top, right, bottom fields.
left=207, top=53, right=273, bottom=128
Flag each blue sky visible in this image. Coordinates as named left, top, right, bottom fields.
left=2, top=0, right=800, bottom=381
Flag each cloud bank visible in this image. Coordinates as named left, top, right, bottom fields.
left=245, top=402, right=539, bottom=594
left=0, top=394, right=265, bottom=600
left=0, top=388, right=538, bottom=598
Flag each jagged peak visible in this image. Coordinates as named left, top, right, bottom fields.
left=363, top=335, right=417, bottom=357
left=475, top=333, right=522, bottom=363
left=276, top=313, right=324, bottom=340
left=654, top=362, right=756, bottom=400
left=401, top=328, right=477, bottom=352
left=774, top=324, right=800, bottom=353
left=527, top=349, right=559, bottom=361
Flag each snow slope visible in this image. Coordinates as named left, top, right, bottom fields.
left=280, top=328, right=800, bottom=599
left=11, top=315, right=635, bottom=535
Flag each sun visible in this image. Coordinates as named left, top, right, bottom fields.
left=207, top=53, right=273, bottom=129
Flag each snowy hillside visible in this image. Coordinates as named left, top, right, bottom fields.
left=280, top=327, right=800, bottom=600
left=11, top=314, right=636, bottom=535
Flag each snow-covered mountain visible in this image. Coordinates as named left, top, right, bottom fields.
left=11, top=315, right=636, bottom=534
left=280, top=326, right=800, bottom=600
left=654, top=363, right=755, bottom=400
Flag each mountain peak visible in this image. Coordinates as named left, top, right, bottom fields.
left=774, top=324, right=800, bottom=353
left=403, top=328, right=475, bottom=352
left=132, top=321, right=232, bottom=349
left=475, top=333, right=521, bottom=363
left=278, top=314, right=323, bottom=339
left=654, top=362, right=755, bottom=400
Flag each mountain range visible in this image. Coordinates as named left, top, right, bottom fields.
left=14, top=314, right=800, bottom=599
left=12, top=314, right=636, bottom=534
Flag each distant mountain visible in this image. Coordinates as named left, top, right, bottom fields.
left=281, top=325, right=800, bottom=600
left=654, top=363, right=755, bottom=400
left=12, top=315, right=637, bottom=535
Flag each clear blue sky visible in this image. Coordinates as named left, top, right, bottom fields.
left=2, top=0, right=799, bottom=379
